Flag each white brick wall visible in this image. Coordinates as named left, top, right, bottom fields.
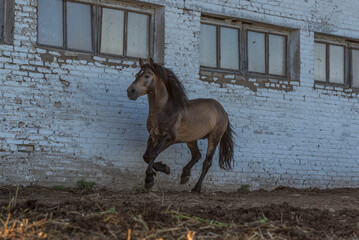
left=1, top=0, right=359, bottom=191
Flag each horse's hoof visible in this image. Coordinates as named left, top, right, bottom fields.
left=191, top=187, right=201, bottom=194
left=180, top=175, right=190, bottom=185
left=164, top=166, right=171, bottom=175
left=144, top=181, right=154, bottom=189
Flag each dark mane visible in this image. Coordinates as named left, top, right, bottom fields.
left=144, top=63, right=188, bottom=108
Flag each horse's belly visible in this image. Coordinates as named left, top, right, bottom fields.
left=175, top=123, right=213, bottom=143
left=175, top=133, right=204, bottom=143
left=174, top=99, right=225, bottom=143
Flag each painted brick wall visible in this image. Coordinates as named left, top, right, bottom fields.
left=1, top=0, right=359, bottom=191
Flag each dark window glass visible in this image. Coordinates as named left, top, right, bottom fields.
left=269, top=34, right=286, bottom=76
left=200, top=24, right=217, bottom=68
left=329, top=45, right=344, bottom=84
left=37, top=0, right=63, bottom=47
left=101, top=8, right=124, bottom=55
left=248, top=31, right=265, bottom=73
left=0, top=0, right=4, bottom=40
left=127, top=12, right=149, bottom=58
left=352, top=49, right=359, bottom=88
left=220, top=27, right=239, bottom=70
left=66, top=2, right=92, bottom=51
left=314, top=43, right=326, bottom=82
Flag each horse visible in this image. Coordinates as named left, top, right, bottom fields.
left=126, top=58, right=234, bottom=193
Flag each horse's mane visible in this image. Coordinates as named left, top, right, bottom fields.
left=144, top=63, right=188, bottom=108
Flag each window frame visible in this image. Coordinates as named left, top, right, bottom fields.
left=98, top=5, right=151, bottom=59
left=200, top=20, right=241, bottom=72
left=0, top=0, right=4, bottom=41
left=314, top=38, right=349, bottom=87
left=244, top=26, right=289, bottom=78
left=65, top=0, right=95, bottom=54
left=0, top=0, right=14, bottom=45
left=36, top=0, right=153, bottom=59
left=348, top=42, right=359, bottom=90
left=200, top=18, right=290, bottom=79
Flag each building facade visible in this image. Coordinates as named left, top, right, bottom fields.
left=1, top=0, right=359, bottom=191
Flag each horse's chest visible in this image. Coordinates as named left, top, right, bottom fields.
left=147, top=118, right=166, bottom=139
left=147, top=110, right=180, bottom=144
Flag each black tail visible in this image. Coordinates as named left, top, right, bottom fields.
left=219, top=121, right=235, bottom=170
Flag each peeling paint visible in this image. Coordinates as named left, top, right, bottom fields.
left=200, top=70, right=297, bottom=92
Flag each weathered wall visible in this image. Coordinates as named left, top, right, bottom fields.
left=1, top=0, right=359, bottom=191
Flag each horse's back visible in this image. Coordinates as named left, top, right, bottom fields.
left=188, top=98, right=226, bottom=111
left=175, top=98, right=228, bottom=142
left=188, top=98, right=228, bottom=117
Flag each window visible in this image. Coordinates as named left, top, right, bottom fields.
left=247, top=31, right=265, bottom=73
left=100, top=8, right=149, bottom=57
left=0, top=0, right=4, bottom=41
left=0, top=0, right=14, bottom=44
left=199, top=24, right=217, bottom=68
left=314, top=41, right=345, bottom=84
left=200, top=23, right=239, bottom=70
left=352, top=48, right=359, bottom=88
left=37, top=0, right=63, bottom=47
left=314, top=37, right=359, bottom=89
left=126, top=12, right=149, bottom=58
left=314, top=43, right=326, bottom=82
left=37, top=0, right=150, bottom=58
left=100, top=8, right=124, bottom=55
left=220, top=27, right=239, bottom=70
left=199, top=19, right=289, bottom=77
left=247, top=31, right=287, bottom=76
left=67, top=2, right=92, bottom=52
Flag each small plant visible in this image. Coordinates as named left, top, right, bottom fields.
left=135, top=185, right=151, bottom=193
left=77, top=180, right=96, bottom=191
left=101, top=206, right=117, bottom=215
left=53, top=185, right=66, bottom=190
left=165, top=210, right=230, bottom=228
left=7, top=185, right=20, bottom=210
left=238, top=184, right=251, bottom=193
left=245, top=213, right=268, bottom=226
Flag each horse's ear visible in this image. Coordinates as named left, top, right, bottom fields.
left=149, top=58, right=154, bottom=67
left=139, top=58, right=144, bottom=68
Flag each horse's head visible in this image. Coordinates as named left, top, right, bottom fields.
left=127, top=58, right=156, bottom=100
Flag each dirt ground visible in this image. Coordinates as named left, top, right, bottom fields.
left=1, top=185, right=359, bottom=239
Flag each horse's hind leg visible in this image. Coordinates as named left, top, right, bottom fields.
left=180, top=141, right=201, bottom=184
left=191, top=136, right=220, bottom=193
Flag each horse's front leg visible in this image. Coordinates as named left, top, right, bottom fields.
left=143, top=137, right=170, bottom=175
left=144, top=134, right=174, bottom=189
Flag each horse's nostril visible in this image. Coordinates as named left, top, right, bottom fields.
left=131, top=89, right=135, bottom=93
left=127, top=87, right=134, bottom=93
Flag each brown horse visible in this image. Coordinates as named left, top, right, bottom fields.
left=127, top=59, right=234, bottom=193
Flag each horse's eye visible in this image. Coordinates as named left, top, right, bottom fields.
left=145, top=75, right=150, bottom=79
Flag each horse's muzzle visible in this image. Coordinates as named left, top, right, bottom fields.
left=127, top=86, right=137, bottom=100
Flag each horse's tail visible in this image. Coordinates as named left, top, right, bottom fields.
left=219, top=121, right=235, bottom=170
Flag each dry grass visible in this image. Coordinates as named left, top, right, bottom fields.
left=0, top=213, right=47, bottom=239
left=0, top=207, right=339, bottom=240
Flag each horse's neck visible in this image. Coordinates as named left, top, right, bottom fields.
left=147, top=80, right=169, bottom=119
